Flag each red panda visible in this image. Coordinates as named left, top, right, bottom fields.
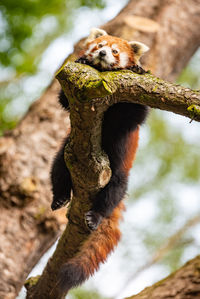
left=80, top=28, right=149, bottom=70
left=50, top=28, right=149, bottom=293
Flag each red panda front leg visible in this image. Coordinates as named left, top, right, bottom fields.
left=51, top=137, right=72, bottom=210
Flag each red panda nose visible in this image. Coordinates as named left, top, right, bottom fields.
left=99, top=50, right=106, bottom=57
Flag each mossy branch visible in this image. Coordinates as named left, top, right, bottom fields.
left=58, top=61, right=200, bottom=122
left=26, top=62, right=200, bottom=299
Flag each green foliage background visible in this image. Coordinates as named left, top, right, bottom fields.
left=0, top=0, right=104, bottom=73
left=0, top=0, right=105, bottom=135
left=1, top=1, right=200, bottom=298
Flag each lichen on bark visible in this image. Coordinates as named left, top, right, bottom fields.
left=26, top=61, right=200, bottom=299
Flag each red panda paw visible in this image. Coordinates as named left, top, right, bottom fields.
left=51, top=196, right=70, bottom=211
left=85, top=210, right=103, bottom=230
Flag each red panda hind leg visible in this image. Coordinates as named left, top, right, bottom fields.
left=50, top=136, right=72, bottom=210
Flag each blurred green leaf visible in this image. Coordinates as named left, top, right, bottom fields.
left=0, top=0, right=105, bottom=133
left=0, top=0, right=105, bottom=74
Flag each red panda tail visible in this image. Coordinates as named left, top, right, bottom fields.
left=58, top=201, right=125, bottom=293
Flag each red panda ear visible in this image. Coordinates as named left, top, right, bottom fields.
left=85, top=28, right=108, bottom=45
left=128, top=41, right=149, bottom=63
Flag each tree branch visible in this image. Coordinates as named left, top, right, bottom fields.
left=26, top=60, right=200, bottom=298
left=59, top=62, right=200, bottom=121
left=118, top=214, right=200, bottom=297
left=125, top=255, right=200, bottom=299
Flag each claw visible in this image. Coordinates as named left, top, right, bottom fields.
left=85, top=210, right=103, bottom=230
left=51, top=197, right=70, bottom=210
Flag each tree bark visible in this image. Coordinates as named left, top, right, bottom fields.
left=25, top=59, right=200, bottom=298
left=125, top=255, right=200, bottom=299
left=0, top=82, right=69, bottom=299
left=1, top=0, right=200, bottom=298
left=60, top=63, right=200, bottom=121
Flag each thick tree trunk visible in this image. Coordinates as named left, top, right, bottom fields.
left=0, top=82, right=69, bottom=298
left=0, top=0, right=200, bottom=298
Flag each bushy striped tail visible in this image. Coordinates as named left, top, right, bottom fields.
left=57, top=201, right=125, bottom=293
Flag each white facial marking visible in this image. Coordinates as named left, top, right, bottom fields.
left=111, top=44, right=119, bottom=52
left=86, top=44, right=116, bottom=68
left=100, top=40, right=107, bottom=46
left=100, top=46, right=116, bottom=64
left=85, top=43, right=97, bottom=55
left=101, top=60, right=111, bottom=69
left=119, top=52, right=128, bottom=68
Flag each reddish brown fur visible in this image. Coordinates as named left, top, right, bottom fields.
left=68, top=201, right=124, bottom=276
left=87, top=35, right=136, bottom=66
left=122, top=126, right=139, bottom=175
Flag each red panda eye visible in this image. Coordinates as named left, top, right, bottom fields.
left=98, top=44, right=103, bottom=48
left=112, top=49, right=118, bottom=54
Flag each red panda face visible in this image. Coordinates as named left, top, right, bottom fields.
left=84, top=36, right=135, bottom=70
left=82, top=29, right=149, bottom=71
